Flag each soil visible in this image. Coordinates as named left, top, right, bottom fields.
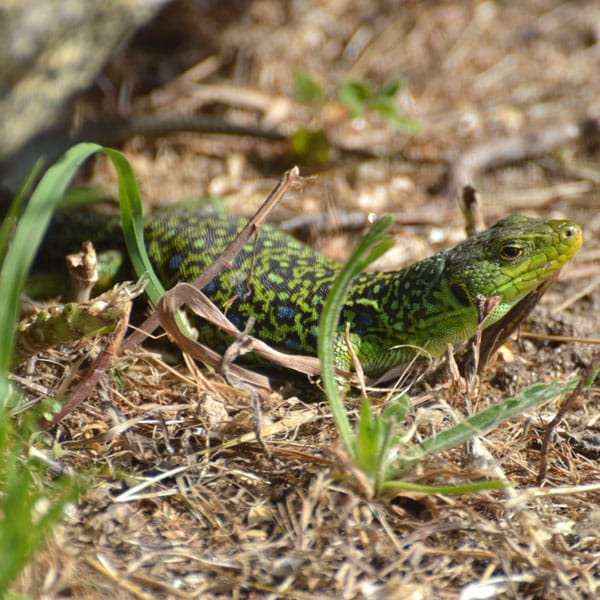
left=13, top=1, right=600, bottom=598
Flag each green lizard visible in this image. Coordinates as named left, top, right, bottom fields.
left=35, top=205, right=582, bottom=376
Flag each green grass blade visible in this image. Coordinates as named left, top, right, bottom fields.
left=0, top=143, right=104, bottom=377
left=318, top=215, right=395, bottom=458
left=390, top=377, right=581, bottom=475
left=380, top=479, right=506, bottom=495
left=0, top=412, right=81, bottom=594
left=355, top=399, right=381, bottom=473
left=0, top=158, right=44, bottom=264
left=99, top=148, right=165, bottom=305
left=0, top=145, right=101, bottom=594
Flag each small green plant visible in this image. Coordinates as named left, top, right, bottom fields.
left=337, top=80, right=419, bottom=133
left=291, top=71, right=419, bottom=162
left=294, top=70, right=419, bottom=133
left=318, top=216, right=590, bottom=496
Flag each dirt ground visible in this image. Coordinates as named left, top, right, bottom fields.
left=14, top=1, right=600, bottom=598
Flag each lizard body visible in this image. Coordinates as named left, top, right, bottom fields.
left=37, top=206, right=582, bottom=375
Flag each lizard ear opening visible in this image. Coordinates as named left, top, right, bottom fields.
left=450, top=283, right=471, bottom=307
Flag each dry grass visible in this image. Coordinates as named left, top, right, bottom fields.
left=13, top=1, right=600, bottom=597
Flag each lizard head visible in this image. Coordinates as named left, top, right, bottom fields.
left=444, top=215, right=582, bottom=323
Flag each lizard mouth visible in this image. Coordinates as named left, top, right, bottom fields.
left=474, top=274, right=560, bottom=373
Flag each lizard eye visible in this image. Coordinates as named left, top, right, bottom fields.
left=500, top=243, right=523, bottom=261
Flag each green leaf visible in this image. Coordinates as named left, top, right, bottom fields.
left=367, top=96, right=420, bottom=133
left=290, top=128, right=330, bottom=163
left=338, top=81, right=371, bottom=116
left=381, top=394, right=410, bottom=425
left=100, top=147, right=165, bottom=306
left=355, top=399, right=381, bottom=475
left=381, top=479, right=506, bottom=495
left=378, top=80, right=403, bottom=98
left=294, top=70, right=327, bottom=104
left=380, top=394, right=410, bottom=449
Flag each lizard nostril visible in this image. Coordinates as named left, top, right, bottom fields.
left=558, top=223, right=582, bottom=253
left=563, top=224, right=579, bottom=239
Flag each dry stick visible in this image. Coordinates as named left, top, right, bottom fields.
left=458, top=184, right=486, bottom=236
left=156, top=285, right=270, bottom=392
left=66, top=241, right=98, bottom=303
left=221, top=317, right=271, bottom=456
left=120, top=166, right=300, bottom=354
left=447, top=121, right=583, bottom=203
left=280, top=209, right=370, bottom=235
left=0, top=114, right=285, bottom=195
left=520, top=331, right=600, bottom=346
left=220, top=316, right=259, bottom=384
left=537, top=353, right=600, bottom=484
left=551, top=274, right=600, bottom=314
left=472, top=295, right=501, bottom=375
left=463, top=295, right=501, bottom=411
left=345, top=321, right=367, bottom=398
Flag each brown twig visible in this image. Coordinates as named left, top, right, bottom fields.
left=66, top=241, right=98, bottom=303
left=0, top=114, right=285, bottom=195
left=463, top=294, right=501, bottom=410
left=519, top=331, right=600, bottom=346
left=447, top=121, right=584, bottom=203
left=345, top=321, right=367, bottom=398
left=155, top=282, right=348, bottom=391
left=221, top=317, right=271, bottom=456
left=155, top=283, right=271, bottom=394
left=458, top=184, right=486, bottom=236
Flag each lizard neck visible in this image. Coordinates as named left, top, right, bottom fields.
left=338, top=254, right=481, bottom=373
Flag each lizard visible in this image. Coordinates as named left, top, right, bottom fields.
left=32, top=203, right=582, bottom=376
